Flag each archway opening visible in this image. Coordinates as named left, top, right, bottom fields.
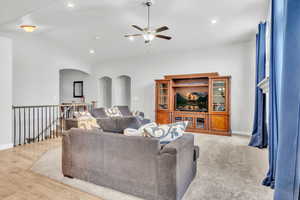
left=59, top=69, right=89, bottom=104
left=115, top=75, right=131, bottom=108
left=99, top=76, right=112, bottom=108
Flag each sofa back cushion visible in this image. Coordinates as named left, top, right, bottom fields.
left=65, top=128, right=160, bottom=196
left=115, top=106, right=131, bottom=116
left=91, top=108, right=108, bottom=118
left=102, top=132, right=160, bottom=193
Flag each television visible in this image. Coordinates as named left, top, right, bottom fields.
left=175, top=92, right=208, bottom=112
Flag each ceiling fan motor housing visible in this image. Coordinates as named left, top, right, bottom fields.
left=144, top=0, right=153, bottom=7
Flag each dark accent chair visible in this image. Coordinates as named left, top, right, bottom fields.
left=91, top=107, right=151, bottom=133
left=62, top=128, right=199, bottom=200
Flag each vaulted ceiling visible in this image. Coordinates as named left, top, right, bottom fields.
left=0, top=0, right=269, bottom=63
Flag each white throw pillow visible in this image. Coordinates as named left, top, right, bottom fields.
left=124, top=128, right=141, bottom=136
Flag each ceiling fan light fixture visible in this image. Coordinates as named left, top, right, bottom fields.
left=211, top=19, right=218, bottom=24
left=128, top=36, right=135, bottom=41
left=143, top=33, right=155, bottom=42
left=20, top=25, right=37, bottom=32
left=125, top=0, right=171, bottom=44
left=67, top=2, right=75, bottom=8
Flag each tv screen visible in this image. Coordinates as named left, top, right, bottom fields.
left=175, top=92, right=208, bottom=112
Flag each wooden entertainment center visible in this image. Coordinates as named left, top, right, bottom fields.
left=155, top=73, right=231, bottom=136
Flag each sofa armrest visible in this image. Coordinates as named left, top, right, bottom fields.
left=194, top=145, right=200, bottom=161
left=160, top=134, right=195, bottom=155
left=62, top=131, right=72, bottom=177
left=158, top=134, right=196, bottom=200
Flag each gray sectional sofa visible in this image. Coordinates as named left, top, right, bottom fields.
left=62, top=128, right=199, bottom=200
left=91, top=106, right=151, bottom=133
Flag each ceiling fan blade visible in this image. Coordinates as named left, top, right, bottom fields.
left=124, top=34, right=143, bottom=37
left=156, top=35, right=172, bottom=40
left=155, top=26, right=169, bottom=33
left=132, top=25, right=144, bottom=32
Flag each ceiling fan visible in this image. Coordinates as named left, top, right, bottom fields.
left=124, top=0, right=172, bottom=44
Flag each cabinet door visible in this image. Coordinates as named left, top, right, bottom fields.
left=156, top=81, right=170, bottom=111
left=156, top=111, right=170, bottom=125
left=184, top=116, right=194, bottom=129
left=211, top=79, right=228, bottom=113
left=210, top=114, right=229, bottom=132
left=195, top=116, right=207, bottom=130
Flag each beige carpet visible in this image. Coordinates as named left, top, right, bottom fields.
left=31, top=134, right=274, bottom=200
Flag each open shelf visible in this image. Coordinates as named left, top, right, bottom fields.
left=173, top=84, right=209, bottom=88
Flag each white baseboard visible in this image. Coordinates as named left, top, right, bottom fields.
left=0, top=143, right=13, bottom=151
left=232, top=131, right=251, bottom=136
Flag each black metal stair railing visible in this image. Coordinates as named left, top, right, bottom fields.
left=12, top=105, right=61, bottom=146
left=12, top=103, right=94, bottom=147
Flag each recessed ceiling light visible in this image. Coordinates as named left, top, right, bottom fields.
left=89, top=49, right=95, bottom=54
left=67, top=2, right=75, bottom=8
left=211, top=19, right=218, bottom=24
left=95, top=36, right=101, bottom=40
left=20, top=25, right=37, bottom=32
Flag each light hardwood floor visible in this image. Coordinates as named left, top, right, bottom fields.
left=0, top=138, right=102, bottom=200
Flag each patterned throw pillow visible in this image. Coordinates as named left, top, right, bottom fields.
left=132, top=111, right=144, bottom=120
left=138, top=122, right=157, bottom=136
left=77, top=118, right=100, bottom=130
left=105, top=107, right=122, bottom=117
left=123, top=122, right=157, bottom=137
left=144, top=121, right=188, bottom=144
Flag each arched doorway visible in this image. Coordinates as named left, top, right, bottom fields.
left=99, top=76, right=112, bottom=108
left=59, top=69, right=89, bottom=103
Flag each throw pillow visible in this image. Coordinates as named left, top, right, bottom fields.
left=105, top=107, right=122, bottom=117
left=124, top=128, right=141, bottom=136
left=77, top=118, right=100, bottom=130
left=144, top=121, right=188, bottom=144
left=74, top=112, right=101, bottom=130
left=73, top=111, right=92, bottom=119
left=137, top=122, right=157, bottom=136
left=132, top=111, right=145, bottom=121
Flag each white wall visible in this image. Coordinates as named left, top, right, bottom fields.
left=93, top=42, right=256, bottom=135
left=115, top=76, right=131, bottom=108
left=0, top=36, right=13, bottom=149
left=11, top=34, right=92, bottom=106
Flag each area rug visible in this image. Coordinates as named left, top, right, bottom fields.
left=31, top=134, right=273, bottom=200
